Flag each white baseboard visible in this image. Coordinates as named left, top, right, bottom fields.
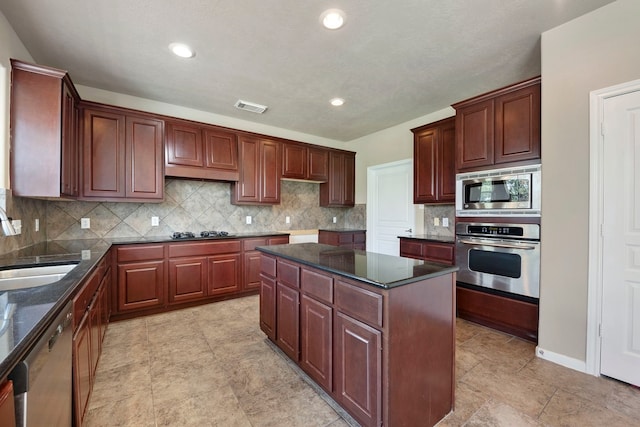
left=535, top=346, right=590, bottom=374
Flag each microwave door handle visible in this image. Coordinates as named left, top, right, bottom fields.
left=457, top=239, right=537, bottom=250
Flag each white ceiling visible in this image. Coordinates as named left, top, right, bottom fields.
left=1, top=0, right=614, bottom=141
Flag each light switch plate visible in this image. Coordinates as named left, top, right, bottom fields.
left=434, top=217, right=440, bottom=226
left=246, top=216, right=252, bottom=225
left=332, top=217, right=337, bottom=224
left=442, top=218, right=449, bottom=227
left=81, top=218, right=90, bottom=229
left=151, top=216, right=159, bottom=226
left=35, top=218, right=39, bottom=232
left=285, top=216, right=290, bottom=224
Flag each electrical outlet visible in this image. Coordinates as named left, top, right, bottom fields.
left=434, top=217, right=440, bottom=226
left=285, top=216, right=290, bottom=224
left=246, top=216, right=252, bottom=225
left=151, top=216, right=159, bottom=226
left=11, top=220, right=21, bottom=235
left=81, top=250, right=91, bottom=260
left=35, top=218, right=39, bottom=232
left=332, top=217, right=337, bottom=224
left=81, top=218, right=90, bottom=229
left=442, top=218, right=449, bottom=227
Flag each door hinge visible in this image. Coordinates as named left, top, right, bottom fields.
left=598, top=323, right=602, bottom=337
left=601, top=122, right=605, bottom=137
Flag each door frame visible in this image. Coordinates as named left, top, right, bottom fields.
left=587, top=78, right=640, bottom=376
left=366, top=158, right=418, bottom=253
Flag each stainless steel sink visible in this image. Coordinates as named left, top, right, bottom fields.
left=0, top=264, right=78, bottom=291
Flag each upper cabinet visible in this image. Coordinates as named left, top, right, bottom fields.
left=10, top=59, right=81, bottom=198
left=165, top=119, right=239, bottom=181
left=81, top=102, right=164, bottom=202
left=412, top=117, right=456, bottom=204
left=453, top=76, right=541, bottom=172
left=231, top=135, right=282, bottom=205
left=282, top=142, right=329, bottom=182
left=320, top=151, right=355, bottom=207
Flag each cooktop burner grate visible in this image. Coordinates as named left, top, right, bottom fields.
left=171, top=231, right=231, bottom=239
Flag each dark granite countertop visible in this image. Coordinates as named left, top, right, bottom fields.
left=398, top=234, right=456, bottom=244
left=0, top=231, right=290, bottom=380
left=256, top=243, right=457, bottom=289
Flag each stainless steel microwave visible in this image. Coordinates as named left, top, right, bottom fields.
left=455, top=164, right=541, bottom=216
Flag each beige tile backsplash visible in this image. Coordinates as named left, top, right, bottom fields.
left=0, top=180, right=366, bottom=256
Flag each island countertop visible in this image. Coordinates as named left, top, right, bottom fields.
left=256, top=242, right=457, bottom=288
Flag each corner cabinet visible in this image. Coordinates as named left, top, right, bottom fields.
left=81, top=103, right=164, bottom=202
left=453, top=76, right=541, bottom=172
left=165, top=119, right=239, bottom=181
left=231, top=135, right=282, bottom=205
left=320, top=151, right=355, bottom=207
left=412, top=117, right=456, bottom=204
left=10, top=59, right=81, bottom=198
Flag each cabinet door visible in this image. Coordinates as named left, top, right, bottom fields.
left=126, top=115, right=164, bottom=200
left=166, top=121, right=203, bottom=167
left=233, top=136, right=260, bottom=203
left=276, top=282, right=300, bottom=361
left=494, top=83, right=541, bottom=165
left=399, top=239, right=424, bottom=259
left=99, top=273, right=110, bottom=342
left=61, top=82, right=79, bottom=197
left=260, top=139, right=282, bottom=204
left=282, top=142, right=307, bottom=179
left=208, top=254, right=241, bottom=296
left=334, top=311, right=382, bottom=427
left=82, top=108, right=126, bottom=198
left=308, top=147, right=329, bottom=181
left=204, top=127, right=239, bottom=172
left=89, top=295, right=101, bottom=375
left=244, top=251, right=262, bottom=291
left=414, top=127, right=438, bottom=203
left=300, top=295, right=332, bottom=391
left=73, top=314, right=92, bottom=427
left=438, top=119, right=457, bottom=202
left=323, top=151, right=344, bottom=206
left=343, top=153, right=356, bottom=206
left=117, top=260, right=165, bottom=312
left=260, top=274, right=277, bottom=340
left=169, top=256, right=207, bottom=303
left=455, top=99, right=494, bottom=171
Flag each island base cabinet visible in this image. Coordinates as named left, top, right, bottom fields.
left=300, top=295, right=332, bottom=392
left=259, top=274, right=277, bottom=340
left=276, top=283, right=300, bottom=361
left=334, top=312, right=381, bottom=427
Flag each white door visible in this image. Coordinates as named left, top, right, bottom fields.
left=600, top=89, right=640, bottom=386
left=366, top=159, right=418, bottom=256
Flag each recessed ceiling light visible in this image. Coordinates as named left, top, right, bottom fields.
left=169, top=43, right=195, bottom=58
left=320, top=9, right=346, bottom=30
left=330, top=98, right=345, bottom=107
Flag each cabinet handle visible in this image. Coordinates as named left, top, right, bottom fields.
left=404, top=228, right=412, bottom=233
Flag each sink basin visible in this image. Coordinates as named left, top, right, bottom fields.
left=0, top=264, right=78, bottom=291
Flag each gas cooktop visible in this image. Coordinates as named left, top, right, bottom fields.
left=171, top=231, right=232, bottom=240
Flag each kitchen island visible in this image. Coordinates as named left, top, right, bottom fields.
left=256, top=243, right=457, bottom=427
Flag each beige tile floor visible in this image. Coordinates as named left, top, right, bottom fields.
left=85, top=295, right=640, bottom=427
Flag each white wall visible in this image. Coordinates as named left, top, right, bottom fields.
left=539, top=0, right=640, bottom=363
left=0, top=10, right=33, bottom=189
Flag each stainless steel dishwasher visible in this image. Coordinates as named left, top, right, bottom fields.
left=9, top=302, right=73, bottom=426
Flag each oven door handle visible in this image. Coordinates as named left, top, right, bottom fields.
left=457, top=239, right=538, bottom=250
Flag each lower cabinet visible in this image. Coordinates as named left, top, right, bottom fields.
left=73, top=254, right=111, bottom=427
left=0, top=380, right=15, bottom=427
left=243, top=236, right=290, bottom=291
left=168, top=256, right=207, bottom=303
left=116, top=244, right=166, bottom=313
left=399, top=237, right=455, bottom=265
left=259, top=252, right=455, bottom=427
left=208, top=253, right=241, bottom=296
left=318, top=229, right=366, bottom=250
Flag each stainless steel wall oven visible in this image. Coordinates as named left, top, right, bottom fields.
left=455, top=222, right=540, bottom=299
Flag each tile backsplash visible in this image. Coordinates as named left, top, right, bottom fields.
left=41, top=179, right=365, bottom=242
left=422, top=204, right=455, bottom=237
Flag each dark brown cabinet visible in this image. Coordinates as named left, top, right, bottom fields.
left=282, top=142, right=329, bottom=181
left=115, top=244, right=166, bottom=313
left=10, top=59, right=81, bottom=199
left=81, top=103, right=164, bottom=201
left=0, top=380, right=16, bottom=427
left=243, top=236, right=289, bottom=291
left=231, top=135, right=282, bottom=205
left=399, top=237, right=455, bottom=265
left=276, top=282, right=300, bottom=361
left=165, top=120, right=239, bottom=181
left=320, top=151, right=355, bottom=207
left=72, top=254, right=111, bottom=427
left=318, top=229, right=366, bottom=250
left=168, top=256, right=207, bottom=303
left=412, top=117, right=456, bottom=203
left=453, top=77, right=541, bottom=171
left=208, top=253, right=241, bottom=296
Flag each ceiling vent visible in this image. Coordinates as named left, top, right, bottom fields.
left=234, top=99, right=268, bottom=114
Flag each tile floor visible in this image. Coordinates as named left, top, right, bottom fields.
left=84, top=295, right=640, bottom=426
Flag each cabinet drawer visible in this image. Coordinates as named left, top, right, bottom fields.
left=353, top=232, right=366, bottom=244
left=116, top=244, right=164, bottom=262
left=423, top=243, right=455, bottom=265
left=243, top=238, right=268, bottom=251
left=73, top=269, right=100, bottom=330
left=301, top=267, right=333, bottom=304
left=261, top=254, right=276, bottom=278
left=335, top=279, right=383, bottom=328
left=338, top=233, right=353, bottom=244
left=268, top=236, right=290, bottom=245
left=168, top=240, right=241, bottom=258
left=277, top=259, right=300, bottom=288
left=399, top=240, right=423, bottom=258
